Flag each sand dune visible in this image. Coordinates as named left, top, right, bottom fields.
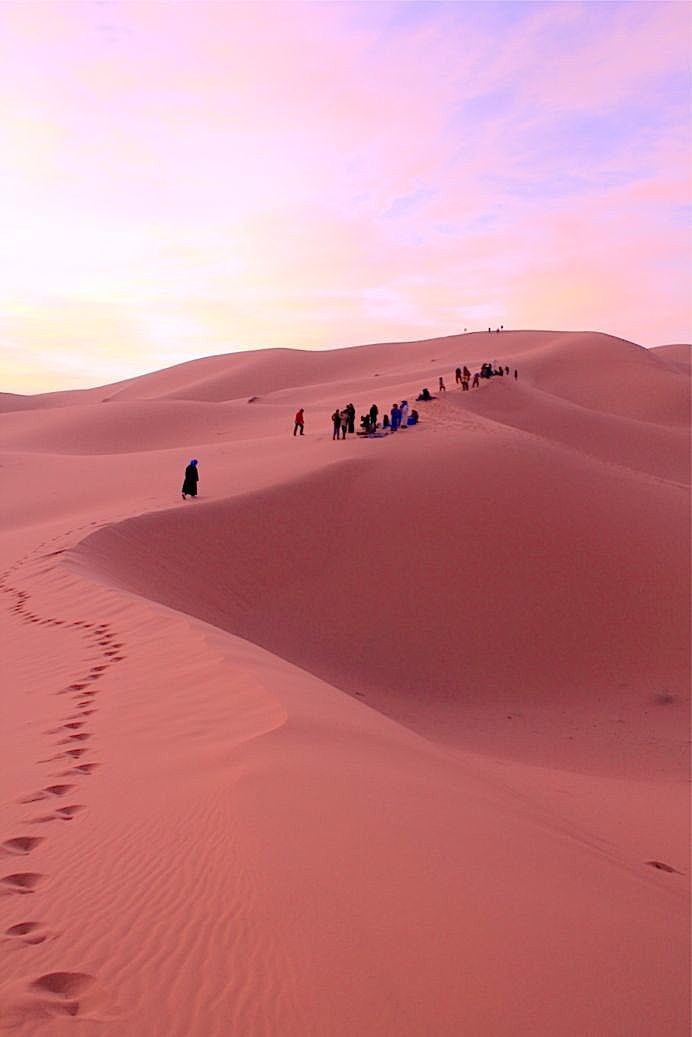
left=0, top=330, right=689, bottom=1035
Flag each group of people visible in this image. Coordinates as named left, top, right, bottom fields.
left=330, top=400, right=419, bottom=438
left=418, top=360, right=518, bottom=400
left=331, top=403, right=356, bottom=439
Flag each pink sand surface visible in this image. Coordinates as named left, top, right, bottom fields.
left=0, top=331, right=689, bottom=1035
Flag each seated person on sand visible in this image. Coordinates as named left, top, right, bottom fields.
left=416, top=387, right=435, bottom=402
left=358, top=414, right=371, bottom=435
left=407, top=409, right=419, bottom=426
left=382, top=413, right=390, bottom=429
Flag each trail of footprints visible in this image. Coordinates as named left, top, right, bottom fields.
left=0, top=525, right=126, bottom=1019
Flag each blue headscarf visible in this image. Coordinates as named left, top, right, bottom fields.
left=190, top=459, right=198, bottom=466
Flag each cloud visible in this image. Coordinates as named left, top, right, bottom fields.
left=0, top=0, right=689, bottom=391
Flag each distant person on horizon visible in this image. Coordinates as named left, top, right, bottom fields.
left=439, top=376, right=446, bottom=392
left=332, top=408, right=341, bottom=440
left=293, top=409, right=305, bottom=436
left=182, top=459, right=199, bottom=500
left=514, top=369, right=518, bottom=380
left=455, top=367, right=462, bottom=385
left=505, top=365, right=510, bottom=375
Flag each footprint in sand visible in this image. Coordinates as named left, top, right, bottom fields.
left=0, top=873, right=44, bottom=895
left=3, top=921, right=52, bottom=947
left=55, top=805, right=85, bottom=820
left=0, top=971, right=117, bottom=1025
left=57, top=733, right=91, bottom=745
left=0, top=838, right=43, bottom=857
left=645, top=859, right=682, bottom=874
left=43, top=785, right=75, bottom=798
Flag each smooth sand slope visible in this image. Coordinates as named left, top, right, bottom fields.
left=0, top=330, right=689, bottom=1036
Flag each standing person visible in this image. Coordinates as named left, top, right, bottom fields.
left=340, top=407, right=349, bottom=438
left=346, top=403, right=356, bottom=435
left=293, top=408, right=305, bottom=436
left=181, top=459, right=199, bottom=500
left=369, top=403, right=378, bottom=431
left=472, top=372, right=480, bottom=388
left=455, top=367, right=462, bottom=385
left=399, top=400, right=409, bottom=428
left=505, top=365, right=510, bottom=375
left=462, top=376, right=469, bottom=391
left=390, top=403, right=400, bottom=431
left=332, top=408, right=341, bottom=440
left=439, top=376, right=446, bottom=392
left=463, top=365, right=471, bottom=380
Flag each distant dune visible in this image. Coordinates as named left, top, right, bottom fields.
left=0, top=330, right=689, bottom=1036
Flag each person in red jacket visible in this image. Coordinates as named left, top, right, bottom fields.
left=293, top=408, right=305, bottom=436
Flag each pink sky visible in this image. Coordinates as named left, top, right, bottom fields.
left=1, top=0, right=690, bottom=392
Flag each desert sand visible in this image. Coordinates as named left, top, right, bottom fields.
left=0, top=330, right=689, bottom=1035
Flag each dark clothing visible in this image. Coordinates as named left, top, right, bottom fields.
left=182, top=464, right=198, bottom=497
left=293, top=422, right=304, bottom=436
left=455, top=368, right=462, bottom=384
left=346, top=404, right=356, bottom=435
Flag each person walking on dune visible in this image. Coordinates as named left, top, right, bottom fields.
left=182, top=459, right=199, bottom=500
left=293, top=408, right=305, bottom=436
left=439, top=376, right=446, bottom=392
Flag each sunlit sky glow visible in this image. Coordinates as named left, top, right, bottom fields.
left=1, top=0, right=690, bottom=392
